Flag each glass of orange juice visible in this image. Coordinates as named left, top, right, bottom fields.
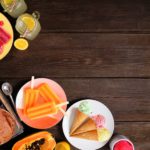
left=15, top=11, right=41, bottom=40
left=0, top=0, right=27, bottom=18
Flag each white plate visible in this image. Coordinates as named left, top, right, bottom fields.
left=62, top=99, right=114, bottom=150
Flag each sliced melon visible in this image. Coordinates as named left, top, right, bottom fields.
left=0, top=13, right=13, bottom=60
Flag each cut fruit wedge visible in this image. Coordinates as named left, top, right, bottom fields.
left=3, top=0, right=14, bottom=6
left=55, top=142, right=70, bottom=150
left=12, top=131, right=56, bottom=150
left=21, top=16, right=35, bottom=31
left=14, top=38, right=28, bottom=51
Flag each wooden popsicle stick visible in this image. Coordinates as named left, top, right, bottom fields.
left=49, top=114, right=58, bottom=120
left=30, top=113, right=57, bottom=120
left=59, top=107, right=67, bottom=116
left=31, top=76, right=35, bottom=89
left=56, top=101, right=69, bottom=107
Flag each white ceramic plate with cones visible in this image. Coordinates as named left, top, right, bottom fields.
left=62, top=99, right=114, bottom=150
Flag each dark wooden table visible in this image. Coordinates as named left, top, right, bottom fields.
left=0, top=0, right=150, bottom=149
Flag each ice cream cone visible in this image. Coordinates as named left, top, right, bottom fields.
left=72, top=118, right=97, bottom=135
left=70, top=109, right=89, bottom=135
left=71, top=130, right=99, bottom=141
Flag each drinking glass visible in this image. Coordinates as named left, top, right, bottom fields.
left=0, top=0, right=27, bottom=18
left=15, top=11, right=41, bottom=40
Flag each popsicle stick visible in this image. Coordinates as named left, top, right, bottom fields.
left=56, top=101, right=69, bottom=108
left=49, top=115, right=58, bottom=120
left=30, top=113, right=57, bottom=120
left=59, top=107, right=67, bottom=116
left=31, top=76, right=35, bottom=89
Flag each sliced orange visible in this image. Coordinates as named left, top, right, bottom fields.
left=14, top=38, right=29, bottom=50
left=21, top=16, right=35, bottom=31
left=3, top=0, right=14, bottom=6
left=55, top=141, right=70, bottom=150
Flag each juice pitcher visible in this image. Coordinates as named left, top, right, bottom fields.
left=0, top=0, right=27, bottom=18
left=15, top=11, right=41, bottom=40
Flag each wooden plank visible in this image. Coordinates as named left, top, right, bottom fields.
left=1, top=122, right=150, bottom=149
left=0, top=78, right=149, bottom=121
left=48, top=122, right=150, bottom=150
left=1, top=33, right=150, bottom=77
left=24, top=0, right=150, bottom=33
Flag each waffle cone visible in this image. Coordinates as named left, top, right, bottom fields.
left=73, top=118, right=97, bottom=135
left=71, top=130, right=98, bottom=141
left=70, top=109, right=88, bottom=135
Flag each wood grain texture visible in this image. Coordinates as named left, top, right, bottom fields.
left=1, top=33, right=150, bottom=77
left=1, top=122, right=150, bottom=150
left=0, top=0, right=150, bottom=149
left=0, top=78, right=149, bottom=122
left=25, top=0, right=150, bottom=33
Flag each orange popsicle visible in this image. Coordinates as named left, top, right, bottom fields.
left=38, top=83, right=62, bottom=104
left=27, top=102, right=58, bottom=120
left=24, top=88, right=39, bottom=114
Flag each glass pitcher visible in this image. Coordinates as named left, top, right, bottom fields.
left=0, top=0, right=27, bottom=18
left=15, top=11, right=41, bottom=40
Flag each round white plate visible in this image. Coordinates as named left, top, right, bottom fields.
left=62, top=99, right=114, bottom=150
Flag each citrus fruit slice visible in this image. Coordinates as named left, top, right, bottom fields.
left=14, top=38, right=28, bottom=51
left=21, top=16, right=35, bottom=31
left=55, top=142, right=70, bottom=150
left=3, top=0, right=14, bottom=6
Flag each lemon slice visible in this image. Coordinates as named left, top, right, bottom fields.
left=55, top=142, right=70, bottom=150
left=3, top=0, right=14, bottom=6
left=14, top=38, right=29, bottom=51
left=21, top=16, right=35, bottom=31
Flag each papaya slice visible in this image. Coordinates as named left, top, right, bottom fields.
left=12, top=131, right=56, bottom=150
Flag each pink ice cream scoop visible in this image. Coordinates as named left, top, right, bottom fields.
left=92, top=114, right=105, bottom=128
left=114, top=140, right=134, bottom=150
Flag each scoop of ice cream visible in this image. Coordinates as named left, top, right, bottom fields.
left=91, top=114, right=105, bottom=128
left=97, top=128, right=111, bottom=142
left=78, top=101, right=91, bottom=114
left=114, top=140, right=134, bottom=150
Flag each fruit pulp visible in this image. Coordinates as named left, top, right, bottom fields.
left=3, top=0, right=14, bottom=6
left=0, top=27, right=11, bottom=54
left=21, top=16, right=36, bottom=31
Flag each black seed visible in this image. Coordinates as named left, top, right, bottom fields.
left=24, top=138, right=45, bottom=150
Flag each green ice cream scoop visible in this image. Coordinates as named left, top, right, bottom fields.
left=78, top=101, right=91, bottom=114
